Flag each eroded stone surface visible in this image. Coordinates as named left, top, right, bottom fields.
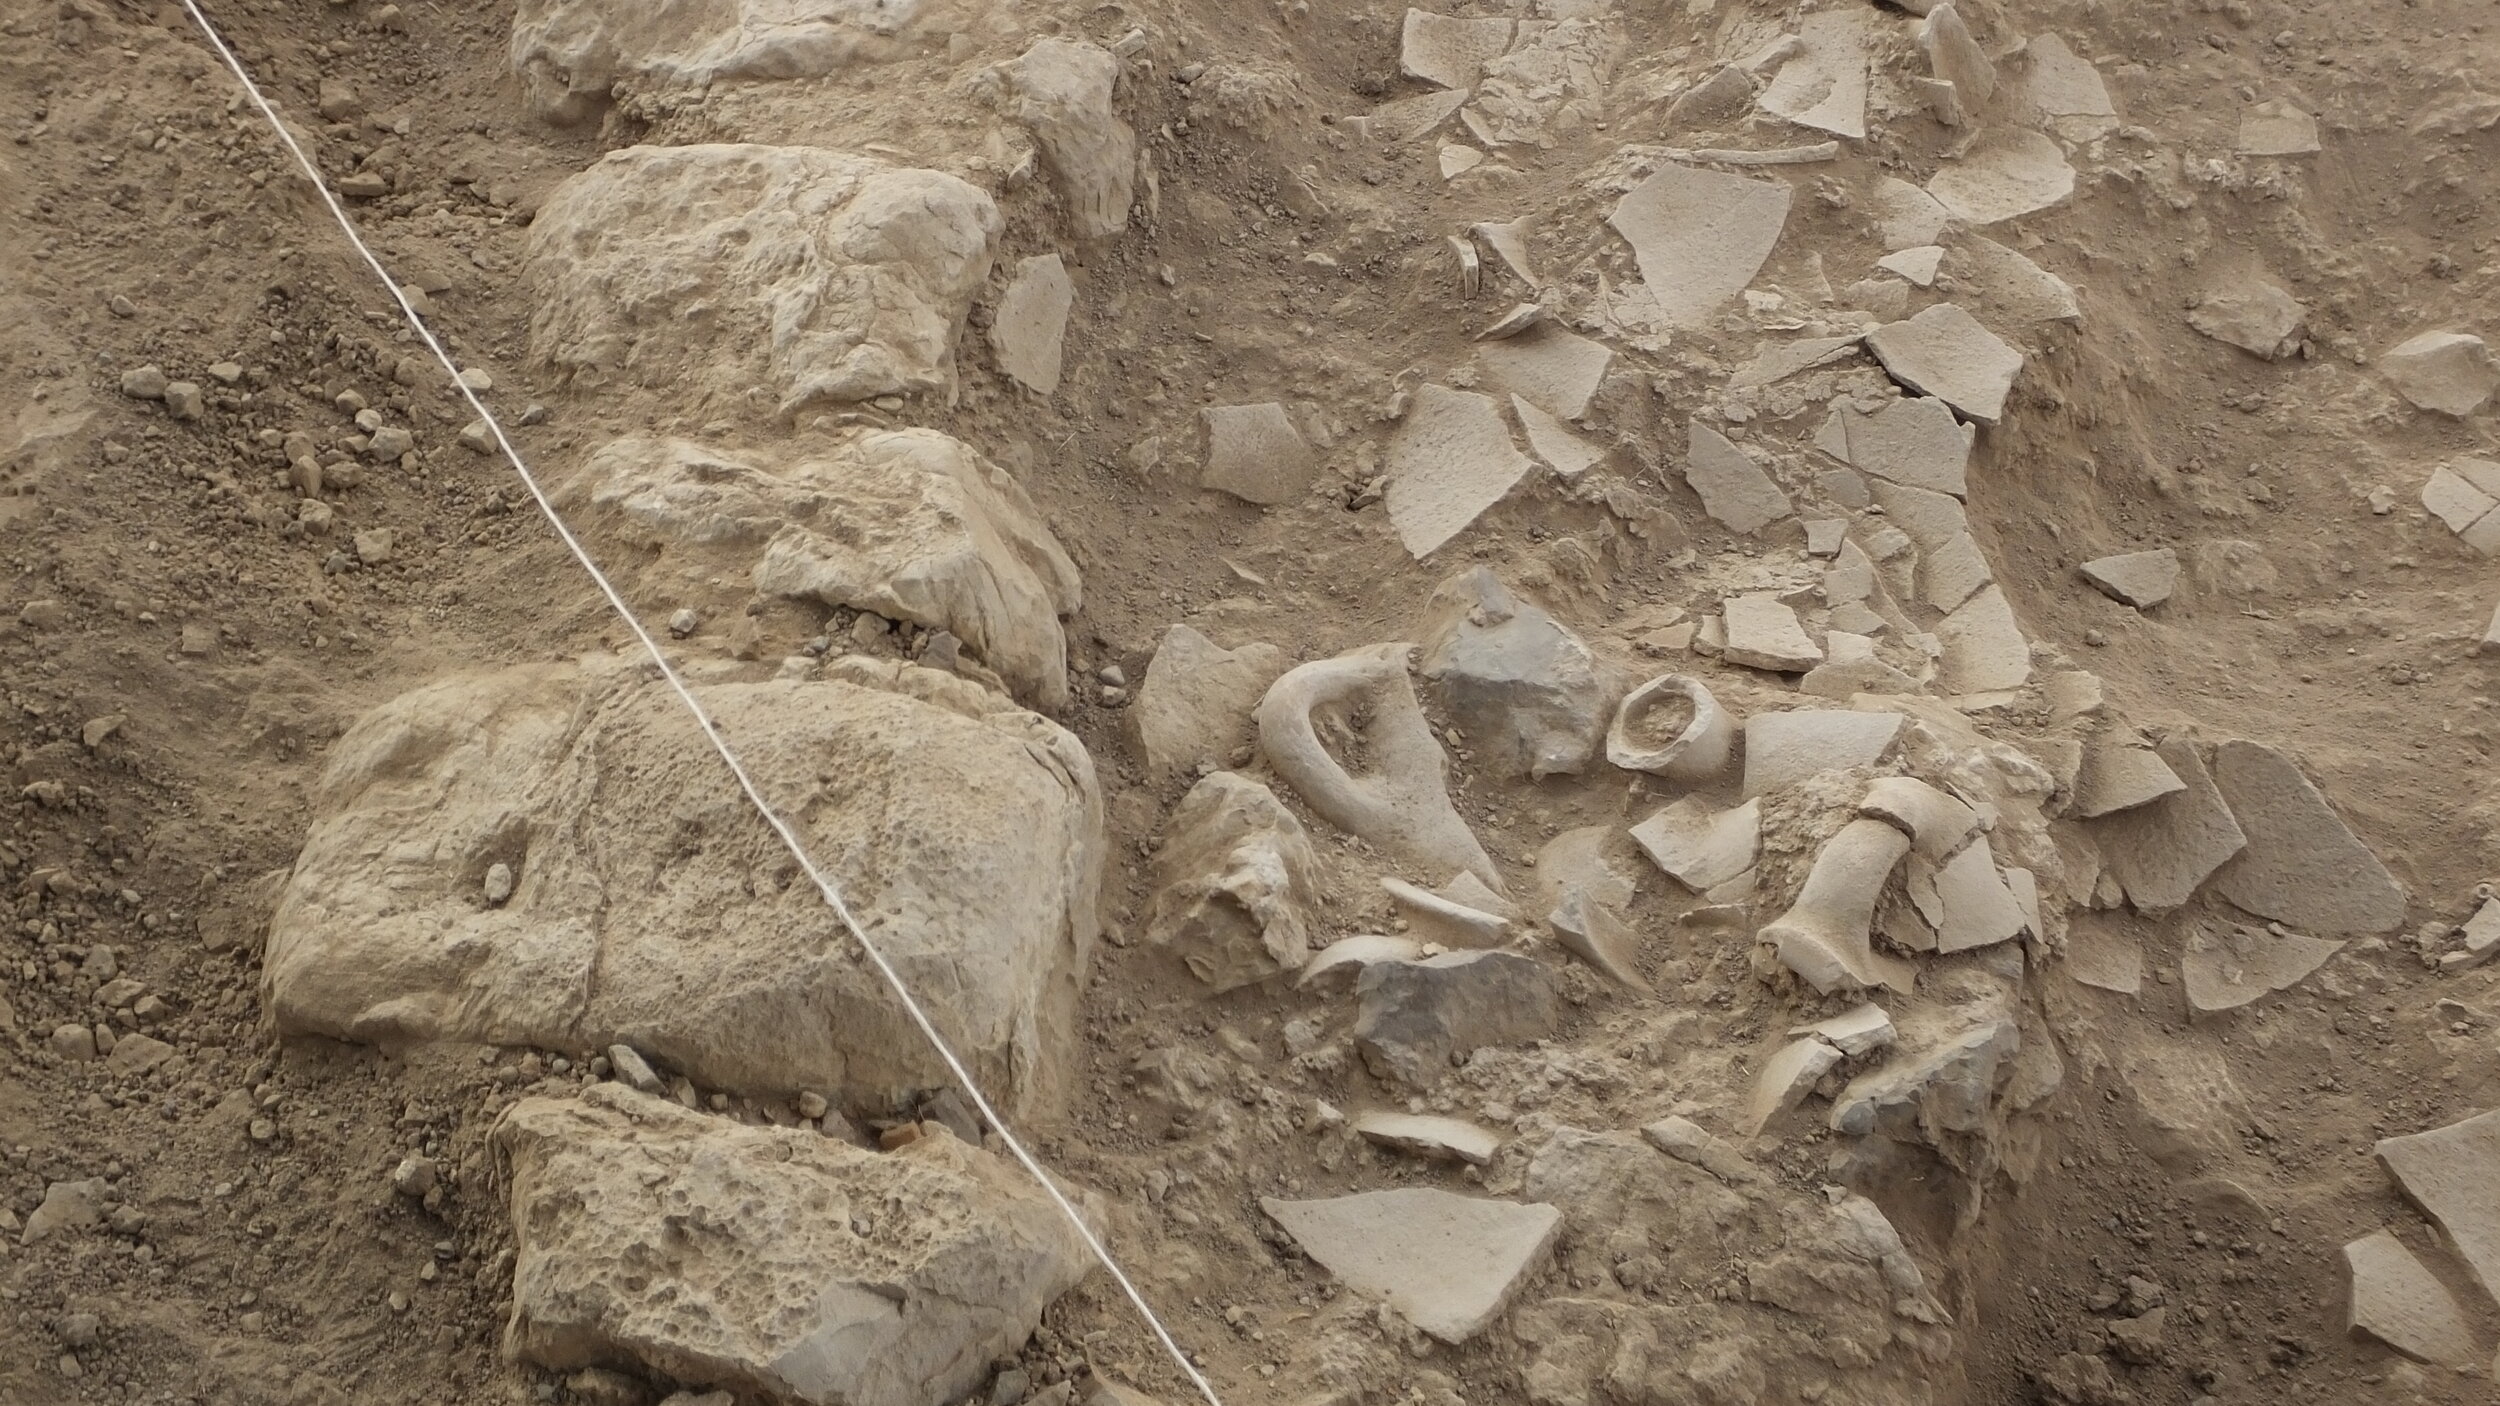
left=267, top=657, right=1102, bottom=1116
left=1136, top=625, right=1288, bottom=777
left=496, top=1084, right=1093, bottom=1406
left=1200, top=402, right=1318, bottom=506
left=1146, top=772, right=1320, bottom=991
left=990, top=38, right=1136, bottom=241
left=529, top=145, right=999, bottom=409
left=1355, top=951, right=1560, bottom=1086
left=511, top=0, right=933, bottom=123
left=2379, top=331, right=2499, bottom=417
left=991, top=253, right=1073, bottom=395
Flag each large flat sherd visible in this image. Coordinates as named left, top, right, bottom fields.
left=1930, top=839, right=2028, bottom=952
left=2072, top=742, right=2186, bottom=819
left=1836, top=394, right=1970, bottom=496
left=1865, top=304, right=2025, bottom=424
left=1938, top=585, right=2031, bottom=692
left=2208, top=741, right=2404, bottom=935
left=496, top=1085, right=1093, bottom=1406
left=2082, top=549, right=2180, bottom=609
left=1685, top=421, right=1794, bottom=533
left=991, top=253, right=1074, bottom=395
left=1608, top=165, right=1792, bottom=331
left=2375, top=1110, right=2500, bottom=1308
left=1137, top=625, right=1288, bottom=777
left=1201, top=402, right=1318, bottom=506
left=1745, top=1036, right=1843, bottom=1135
left=1387, top=384, right=1533, bottom=557
left=1721, top=595, right=1822, bottom=672
left=2238, top=99, right=2319, bottom=155
left=1631, top=798, right=1761, bottom=892
left=1262, top=1188, right=1561, bottom=1343
left=2182, top=924, right=2342, bottom=1012
left=2091, top=737, right=2246, bottom=911
left=1513, top=396, right=1604, bottom=477
left=1478, top=326, right=1611, bottom=420
left=2342, top=1230, right=2476, bottom=1367
left=1924, top=127, right=2075, bottom=225
left=1758, top=10, right=1871, bottom=140
left=1354, top=1111, right=1504, bottom=1166
left=1401, top=9, right=1513, bottom=88
left=1742, top=709, right=1904, bottom=797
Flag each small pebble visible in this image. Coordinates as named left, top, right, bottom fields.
left=119, top=366, right=167, bottom=400
left=668, top=608, right=699, bottom=638
left=483, top=862, right=514, bottom=904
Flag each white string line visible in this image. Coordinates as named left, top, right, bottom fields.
left=172, top=5, right=1226, bottom=1402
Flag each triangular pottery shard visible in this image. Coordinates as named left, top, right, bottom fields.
left=1608, top=165, right=1791, bottom=332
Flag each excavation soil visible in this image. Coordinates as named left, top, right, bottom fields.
left=3, top=1, right=2500, bottom=1405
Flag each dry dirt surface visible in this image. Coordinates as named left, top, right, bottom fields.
left=4, top=0, right=2500, bottom=1404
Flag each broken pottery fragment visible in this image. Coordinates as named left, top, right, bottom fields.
left=1950, top=236, right=2081, bottom=326
left=1929, top=839, right=2028, bottom=952
left=1683, top=420, right=1794, bottom=533
left=1878, top=246, right=1943, bottom=286
left=1200, top=403, right=1318, bottom=506
left=1607, top=673, right=1736, bottom=781
left=1829, top=394, right=1970, bottom=496
left=1472, top=218, right=1537, bottom=288
left=1865, top=304, right=2025, bottom=423
left=1608, top=165, right=1792, bottom=330
left=1261, top=1188, right=1561, bottom=1343
left=2238, top=99, right=2320, bottom=156
left=2341, top=1230, right=2475, bottom=1367
left=1401, top=9, right=1513, bottom=89
left=992, top=38, right=1136, bottom=240
left=1768, top=819, right=1916, bottom=996
left=2421, top=459, right=2500, bottom=552
left=1667, top=65, right=1756, bottom=130
left=1512, top=396, right=1605, bottom=477
left=2071, top=742, right=2186, bottom=819
left=2378, top=331, right=2499, bottom=418
left=2374, top=1109, right=2500, bottom=1306
left=2091, top=737, right=2246, bottom=911
left=1257, top=644, right=1500, bottom=888
left=2013, top=33, right=2117, bottom=139
left=1631, top=798, right=1760, bottom=894
left=1354, top=951, right=1561, bottom=1087
left=2064, top=913, right=2144, bottom=994
left=1858, top=776, right=1980, bottom=860
left=1478, top=325, right=1612, bottom=421
left=1871, top=176, right=1952, bottom=250
left=1745, top=1037, right=1843, bottom=1136
left=1146, top=772, right=1322, bottom=992
left=1793, top=1003, right=1896, bottom=1057
left=2187, top=278, right=2305, bottom=360
left=1743, top=709, right=1904, bottom=797
left=1938, top=586, right=2032, bottom=693
left=1547, top=889, right=1649, bottom=991
left=1720, top=596, right=1823, bottom=673
left=2081, top=549, right=2179, bottom=609
left=1381, top=876, right=1509, bottom=949
left=1918, top=5, right=1995, bottom=127
left=1924, top=128, right=2075, bottom=226
left=1136, top=624, right=1288, bottom=778
left=1418, top=567, right=1609, bottom=779
left=1385, top=384, right=1534, bottom=558
left=1298, top=935, right=1424, bottom=989
left=1758, top=10, right=1871, bottom=140
left=991, top=253, right=1074, bottom=395
left=1355, top=1111, right=1504, bottom=1166
left=2182, top=924, right=2343, bottom=1012
left=1369, top=88, right=1473, bottom=144
left=1641, top=1115, right=1765, bottom=1185
left=2208, top=741, right=2403, bottom=935
left=496, top=1085, right=1093, bottom=1406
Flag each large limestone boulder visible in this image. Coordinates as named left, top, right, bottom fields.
left=497, top=1084, right=1094, bottom=1406
left=265, top=655, right=1102, bottom=1117
left=528, top=144, right=1000, bottom=409
left=511, top=0, right=941, bottom=124
left=575, top=430, right=1081, bottom=708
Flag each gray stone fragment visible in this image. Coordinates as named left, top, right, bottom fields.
left=2379, top=331, right=2498, bottom=417
left=1261, top=1188, right=1560, bottom=1343
left=1828, top=1016, right=2018, bottom=1140
left=992, top=254, right=1074, bottom=396
left=21, top=1179, right=105, bottom=1245
left=1354, top=951, right=1560, bottom=1087
left=1741, top=709, right=1904, bottom=797
left=2208, top=741, right=2404, bottom=935
left=1418, top=568, right=1608, bottom=779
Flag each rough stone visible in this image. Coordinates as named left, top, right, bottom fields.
left=1136, top=625, right=1287, bottom=777
left=266, top=656, right=1103, bottom=1117
left=2378, top=331, right=2498, bottom=417
left=1353, top=1111, right=1503, bottom=1166
left=2182, top=924, right=2343, bottom=1012
left=1865, top=304, right=2025, bottom=424
left=2208, top=741, right=2404, bottom=935
left=1354, top=951, right=1560, bottom=1087
left=1683, top=421, right=1793, bottom=533
left=1626, top=807, right=1754, bottom=905
left=1828, top=1013, right=2019, bottom=1140
left=2081, top=549, right=2179, bottom=609
left=1924, top=128, right=2075, bottom=226
left=991, top=254, right=1074, bottom=396
left=1400, top=9, right=1512, bottom=88
left=21, top=1179, right=105, bottom=1245
left=989, top=38, right=1135, bottom=241
left=1146, top=772, right=1321, bottom=992
left=510, top=0, right=932, bottom=122
left=1385, top=384, right=1533, bottom=558
left=2375, top=1110, right=2500, bottom=1307
left=1758, top=10, right=1870, bottom=140
left=1719, top=595, right=1822, bottom=673
left=1607, top=165, right=1791, bottom=331
left=1199, top=403, right=1317, bottom=506
left=120, top=365, right=167, bottom=400
left=497, top=1085, right=1092, bottom=1406
left=2188, top=278, right=2305, bottom=360
left=1257, top=644, right=1499, bottom=888
left=2342, top=1230, right=2475, bottom=1367
left=1262, top=1188, right=1560, bottom=1343
left=1665, top=65, right=1754, bottom=130
left=1742, top=709, right=1904, bottom=797
left=576, top=431, right=1080, bottom=708
left=1417, top=567, right=1609, bottom=778
left=527, top=145, right=999, bottom=409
